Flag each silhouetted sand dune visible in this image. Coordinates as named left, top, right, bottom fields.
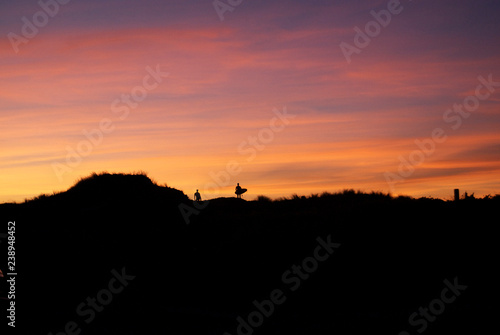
left=0, top=173, right=497, bottom=334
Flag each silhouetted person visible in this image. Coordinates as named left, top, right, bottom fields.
left=194, top=189, right=201, bottom=202
left=235, top=183, right=247, bottom=198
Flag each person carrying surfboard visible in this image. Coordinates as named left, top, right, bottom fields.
left=235, top=183, right=247, bottom=198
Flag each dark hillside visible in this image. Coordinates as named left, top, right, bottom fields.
left=0, top=175, right=497, bottom=334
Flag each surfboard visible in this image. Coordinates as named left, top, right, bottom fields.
left=235, top=188, right=247, bottom=195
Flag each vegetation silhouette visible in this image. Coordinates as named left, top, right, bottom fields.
left=0, top=172, right=497, bottom=334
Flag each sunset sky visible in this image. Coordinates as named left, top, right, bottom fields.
left=1, top=0, right=500, bottom=202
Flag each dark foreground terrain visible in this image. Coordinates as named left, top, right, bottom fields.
left=0, top=173, right=497, bottom=334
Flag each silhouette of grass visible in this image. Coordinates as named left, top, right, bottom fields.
left=1, top=171, right=499, bottom=334
left=17, top=173, right=500, bottom=206
left=20, top=171, right=188, bottom=207
left=256, top=195, right=273, bottom=202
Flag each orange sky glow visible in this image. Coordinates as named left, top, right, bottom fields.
left=1, top=0, right=500, bottom=202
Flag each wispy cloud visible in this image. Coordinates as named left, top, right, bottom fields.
left=1, top=0, right=499, bottom=202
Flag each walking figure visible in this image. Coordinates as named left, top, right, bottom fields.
left=194, top=189, right=202, bottom=202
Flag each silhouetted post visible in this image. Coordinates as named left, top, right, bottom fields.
left=454, top=189, right=459, bottom=202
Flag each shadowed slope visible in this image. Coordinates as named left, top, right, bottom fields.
left=0, top=175, right=497, bottom=334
